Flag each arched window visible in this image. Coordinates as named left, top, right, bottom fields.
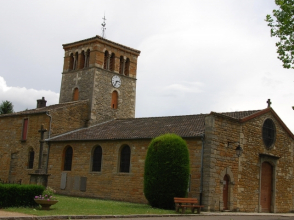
left=73, top=52, right=78, bottom=70
left=124, top=58, right=130, bottom=76
left=110, top=53, right=115, bottom=71
left=104, top=51, right=109, bottom=70
left=69, top=53, right=74, bottom=70
left=119, top=145, right=131, bottom=173
left=28, top=148, right=34, bottom=169
left=73, top=88, right=79, bottom=101
left=119, top=56, right=124, bottom=74
left=79, top=51, right=85, bottom=69
left=111, top=91, right=118, bottom=109
left=92, top=146, right=102, bottom=172
left=63, top=146, right=73, bottom=171
left=85, top=49, right=90, bottom=68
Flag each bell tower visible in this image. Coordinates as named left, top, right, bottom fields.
left=59, top=35, right=140, bottom=125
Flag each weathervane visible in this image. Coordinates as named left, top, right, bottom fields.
left=101, top=14, right=106, bottom=38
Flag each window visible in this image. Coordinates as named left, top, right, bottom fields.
left=73, top=88, right=79, bottom=101
left=110, top=53, right=115, bottom=71
left=63, top=146, right=73, bottom=171
left=28, top=148, right=34, bottom=169
left=69, top=53, right=74, bottom=70
left=124, top=58, right=130, bottom=76
left=262, top=118, right=276, bottom=148
left=119, top=145, right=131, bottom=173
left=22, top=118, right=28, bottom=141
left=111, top=91, right=118, bottom=109
left=92, top=146, right=102, bottom=172
left=73, top=52, right=78, bottom=70
left=104, top=51, right=109, bottom=70
left=119, top=56, right=124, bottom=74
left=79, top=51, right=85, bottom=69
left=85, top=49, right=90, bottom=68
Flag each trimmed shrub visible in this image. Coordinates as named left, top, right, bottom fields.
left=144, top=133, right=190, bottom=209
left=0, top=184, right=45, bottom=208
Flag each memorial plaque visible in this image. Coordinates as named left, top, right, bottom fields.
left=74, top=176, right=80, bottom=190
left=60, top=172, right=67, bottom=189
left=80, top=177, right=87, bottom=192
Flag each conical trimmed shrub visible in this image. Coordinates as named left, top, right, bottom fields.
left=144, top=133, right=190, bottom=209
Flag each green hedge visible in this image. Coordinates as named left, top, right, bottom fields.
left=0, top=184, right=45, bottom=207
left=144, top=133, right=190, bottom=209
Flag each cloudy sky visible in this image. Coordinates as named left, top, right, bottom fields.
left=0, top=1, right=293, bottom=132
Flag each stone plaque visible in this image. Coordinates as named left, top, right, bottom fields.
left=60, top=172, right=67, bottom=190
left=74, top=176, right=80, bottom=190
left=80, top=177, right=87, bottom=192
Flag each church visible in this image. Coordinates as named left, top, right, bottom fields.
left=0, top=35, right=293, bottom=213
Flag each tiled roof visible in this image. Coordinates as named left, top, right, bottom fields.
left=47, top=109, right=262, bottom=142
left=212, top=110, right=261, bottom=120
left=63, top=35, right=141, bottom=54
left=0, top=100, right=88, bottom=118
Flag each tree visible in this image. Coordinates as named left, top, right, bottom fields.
left=266, top=0, right=294, bottom=69
left=0, top=100, right=14, bottom=114
left=144, top=133, right=190, bottom=209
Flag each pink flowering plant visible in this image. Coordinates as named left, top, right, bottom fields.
left=34, top=187, right=57, bottom=201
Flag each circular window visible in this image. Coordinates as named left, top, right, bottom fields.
left=262, top=118, right=276, bottom=148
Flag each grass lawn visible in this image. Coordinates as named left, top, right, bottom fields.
left=4, top=195, right=176, bottom=216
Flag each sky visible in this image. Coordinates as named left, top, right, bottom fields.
left=0, top=1, right=294, bottom=132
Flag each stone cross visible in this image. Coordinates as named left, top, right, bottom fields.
left=267, top=99, right=272, bottom=108
left=73, top=73, right=81, bottom=85
left=38, top=124, right=47, bottom=170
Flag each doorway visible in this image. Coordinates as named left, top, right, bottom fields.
left=260, top=162, right=272, bottom=212
left=223, top=174, right=230, bottom=210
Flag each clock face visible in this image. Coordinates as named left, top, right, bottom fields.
left=112, top=75, right=121, bottom=88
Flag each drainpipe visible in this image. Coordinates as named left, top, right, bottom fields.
left=45, top=111, right=52, bottom=174
left=200, top=134, right=205, bottom=205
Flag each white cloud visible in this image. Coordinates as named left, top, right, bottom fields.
left=0, top=76, right=59, bottom=112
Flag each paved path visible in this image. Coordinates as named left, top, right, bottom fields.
left=1, top=211, right=294, bottom=220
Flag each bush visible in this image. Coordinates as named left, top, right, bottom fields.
left=144, top=133, right=190, bottom=209
left=0, top=184, right=45, bottom=208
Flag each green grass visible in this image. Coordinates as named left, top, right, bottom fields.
left=4, top=195, right=176, bottom=216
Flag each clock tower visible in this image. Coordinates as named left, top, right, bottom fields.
left=59, top=35, right=140, bottom=125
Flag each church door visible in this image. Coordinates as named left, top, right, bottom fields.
left=223, top=174, right=230, bottom=210
left=261, top=162, right=272, bottom=212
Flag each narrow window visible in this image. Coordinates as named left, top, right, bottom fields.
left=73, top=52, right=78, bottom=70
left=73, top=88, right=79, bottom=101
left=22, top=118, right=28, bottom=141
left=110, top=53, right=115, bottom=71
left=262, top=118, right=276, bottom=148
left=124, top=58, right=130, bottom=76
left=92, top=146, right=102, bottom=172
left=69, top=53, right=74, bottom=70
left=111, top=91, right=118, bottom=109
left=79, top=51, right=85, bottom=69
left=119, top=56, right=124, bottom=74
left=85, top=49, right=90, bottom=68
left=104, top=51, right=109, bottom=70
left=64, top=146, right=73, bottom=171
left=28, top=148, right=34, bottom=169
left=120, top=145, right=130, bottom=173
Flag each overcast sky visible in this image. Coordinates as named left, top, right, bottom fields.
left=1, top=1, right=293, bottom=132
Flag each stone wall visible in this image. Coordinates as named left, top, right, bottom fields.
left=203, top=111, right=294, bottom=213
left=47, top=138, right=202, bottom=204
left=59, top=67, right=136, bottom=126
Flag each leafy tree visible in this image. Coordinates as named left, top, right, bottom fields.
left=266, top=0, right=294, bottom=69
left=144, top=133, right=190, bottom=209
left=0, top=100, right=14, bottom=114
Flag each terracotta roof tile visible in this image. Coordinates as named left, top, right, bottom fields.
left=47, top=109, right=262, bottom=142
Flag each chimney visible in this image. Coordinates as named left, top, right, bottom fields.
left=37, top=97, right=47, bottom=108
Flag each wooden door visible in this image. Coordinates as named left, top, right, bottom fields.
left=261, top=162, right=272, bottom=212
left=223, top=174, right=229, bottom=210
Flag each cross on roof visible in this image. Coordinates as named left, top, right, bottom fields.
left=267, top=99, right=272, bottom=108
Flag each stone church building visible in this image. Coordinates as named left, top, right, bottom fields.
left=0, top=35, right=293, bottom=213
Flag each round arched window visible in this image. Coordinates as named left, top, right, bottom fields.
left=262, top=118, right=276, bottom=149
